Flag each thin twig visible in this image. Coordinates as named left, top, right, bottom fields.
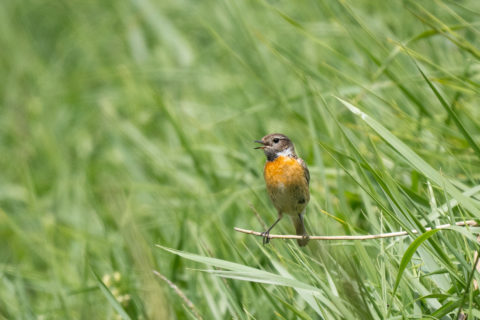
left=457, top=238, right=480, bottom=320
left=153, top=270, right=203, bottom=320
left=234, top=220, right=478, bottom=241
left=472, top=234, right=480, bottom=291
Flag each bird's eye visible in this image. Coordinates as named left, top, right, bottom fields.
left=273, top=138, right=280, bottom=143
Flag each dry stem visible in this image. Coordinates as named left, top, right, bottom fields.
left=234, top=220, right=478, bottom=241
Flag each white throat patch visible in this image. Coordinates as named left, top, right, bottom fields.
left=277, top=147, right=295, bottom=157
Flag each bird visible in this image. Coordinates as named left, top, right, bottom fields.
left=254, top=133, right=310, bottom=246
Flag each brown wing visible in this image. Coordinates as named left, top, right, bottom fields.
left=297, top=158, right=310, bottom=185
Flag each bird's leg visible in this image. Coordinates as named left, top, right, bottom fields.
left=261, top=215, right=282, bottom=245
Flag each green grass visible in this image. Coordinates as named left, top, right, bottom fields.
left=1, top=0, right=480, bottom=318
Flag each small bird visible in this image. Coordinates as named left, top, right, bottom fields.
left=255, top=133, right=310, bottom=246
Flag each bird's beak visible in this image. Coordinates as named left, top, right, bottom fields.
left=254, top=140, right=265, bottom=149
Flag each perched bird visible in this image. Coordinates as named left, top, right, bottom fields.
left=255, top=133, right=310, bottom=246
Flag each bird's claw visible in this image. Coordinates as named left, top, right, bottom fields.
left=261, top=231, right=271, bottom=245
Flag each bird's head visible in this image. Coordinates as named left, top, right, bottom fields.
left=254, top=133, right=295, bottom=161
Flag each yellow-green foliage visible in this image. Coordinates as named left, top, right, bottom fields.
left=1, top=0, right=480, bottom=318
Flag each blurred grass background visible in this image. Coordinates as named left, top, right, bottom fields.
left=1, top=0, right=480, bottom=318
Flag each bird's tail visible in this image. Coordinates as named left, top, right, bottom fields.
left=291, top=213, right=309, bottom=247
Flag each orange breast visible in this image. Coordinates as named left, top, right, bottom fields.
left=264, top=156, right=306, bottom=187
left=263, top=156, right=309, bottom=215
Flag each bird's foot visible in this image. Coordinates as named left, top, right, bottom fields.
left=261, top=230, right=271, bottom=245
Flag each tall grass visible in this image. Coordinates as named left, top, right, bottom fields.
left=1, top=0, right=480, bottom=318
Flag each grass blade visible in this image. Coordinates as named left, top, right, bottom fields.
left=336, top=97, right=480, bottom=216
left=392, top=229, right=441, bottom=299
left=412, top=60, right=480, bottom=157
left=91, top=270, right=132, bottom=320
left=157, top=245, right=341, bottom=316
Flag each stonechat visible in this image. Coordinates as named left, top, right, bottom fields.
left=255, top=133, right=310, bottom=246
